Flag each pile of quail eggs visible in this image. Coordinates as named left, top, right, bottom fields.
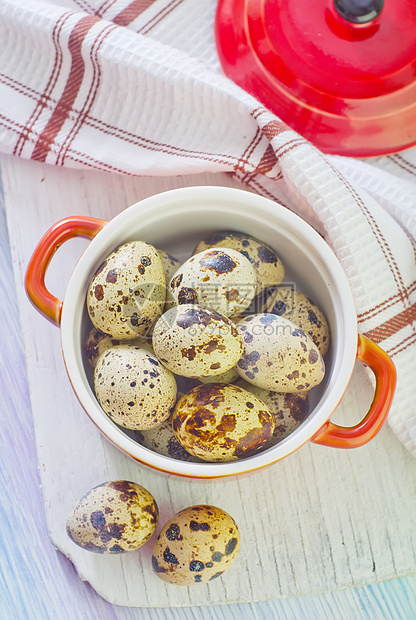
left=85, top=231, right=329, bottom=463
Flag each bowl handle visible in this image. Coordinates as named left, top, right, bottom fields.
left=25, top=216, right=107, bottom=326
left=310, top=335, right=396, bottom=448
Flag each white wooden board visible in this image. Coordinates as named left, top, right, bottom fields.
left=2, top=154, right=416, bottom=608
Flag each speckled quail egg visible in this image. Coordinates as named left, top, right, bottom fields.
left=66, top=480, right=158, bottom=553
left=152, top=504, right=240, bottom=585
left=172, top=383, right=274, bottom=461
left=235, top=379, right=310, bottom=444
left=169, top=247, right=256, bottom=317
left=193, top=231, right=284, bottom=293
left=259, top=288, right=330, bottom=356
left=236, top=314, right=325, bottom=392
left=134, top=415, right=200, bottom=462
left=84, top=326, right=151, bottom=369
left=85, top=327, right=122, bottom=369
left=172, top=367, right=237, bottom=392
left=87, top=241, right=166, bottom=339
left=152, top=305, right=243, bottom=378
left=157, top=249, right=181, bottom=312
left=199, top=367, right=238, bottom=385
left=157, top=249, right=182, bottom=281
left=94, top=344, right=177, bottom=430
left=174, top=374, right=202, bottom=395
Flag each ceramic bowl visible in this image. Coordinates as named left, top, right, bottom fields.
left=25, top=186, right=396, bottom=477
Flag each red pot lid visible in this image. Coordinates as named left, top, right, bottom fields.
left=215, top=0, right=416, bottom=157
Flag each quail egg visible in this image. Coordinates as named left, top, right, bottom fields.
left=152, top=305, right=243, bottom=378
left=94, top=344, right=177, bottom=430
left=84, top=326, right=150, bottom=369
left=172, top=383, right=274, bottom=461
left=236, top=314, right=325, bottom=392
left=199, top=367, right=238, bottom=384
left=193, top=231, right=284, bottom=293
left=260, top=288, right=330, bottom=356
left=87, top=241, right=166, bottom=339
left=66, top=480, right=158, bottom=553
left=152, top=504, right=240, bottom=585
left=134, top=414, right=200, bottom=462
left=85, top=327, right=122, bottom=369
left=235, top=379, right=310, bottom=444
left=157, top=249, right=181, bottom=312
left=169, top=247, right=256, bottom=317
left=157, top=249, right=182, bottom=281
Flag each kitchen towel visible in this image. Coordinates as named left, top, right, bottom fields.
left=1, top=0, right=416, bottom=456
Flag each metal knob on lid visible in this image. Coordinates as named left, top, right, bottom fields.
left=215, top=0, right=416, bottom=157
left=333, top=0, right=384, bottom=23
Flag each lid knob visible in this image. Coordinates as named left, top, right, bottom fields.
left=333, top=0, right=384, bottom=23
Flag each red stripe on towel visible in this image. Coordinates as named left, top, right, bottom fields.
left=113, top=0, right=156, bottom=26
left=31, top=15, right=100, bottom=163
left=364, top=302, right=416, bottom=344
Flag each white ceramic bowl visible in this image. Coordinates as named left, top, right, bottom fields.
left=25, top=186, right=396, bottom=478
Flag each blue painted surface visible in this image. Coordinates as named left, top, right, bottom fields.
left=0, top=175, right=415, bottom=619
